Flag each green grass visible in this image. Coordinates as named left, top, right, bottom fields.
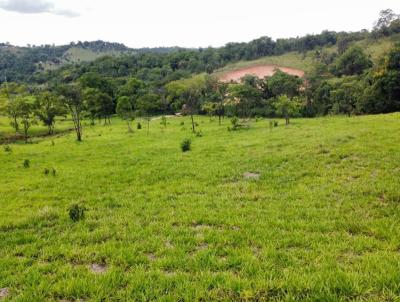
left=40, top=47, right=133, bottom=70
left=1, top=114, right=400, bottom=301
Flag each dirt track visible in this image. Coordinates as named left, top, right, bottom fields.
left=218, top=65, right=305, bottom=82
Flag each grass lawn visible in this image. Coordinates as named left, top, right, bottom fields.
left=0, top=114, right=400, bottom=301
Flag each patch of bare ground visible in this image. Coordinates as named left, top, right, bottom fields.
left=89, top=263, right=107, bottom=274
left=219, top=65, right=304, bottom=82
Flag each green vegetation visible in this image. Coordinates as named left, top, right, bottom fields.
left=1, top=114, right=400, bottom=300
left=0, top=8, right=400, bottom=301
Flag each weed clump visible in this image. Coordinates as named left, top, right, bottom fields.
left=23, top=159, right=30, bottom=168
left=228, top=117, right=243, bottom=131
left=137, top=122, right=142, bottom=130
left=3, top=145, right=12, bottom=153
left=195, top=131, right=203, bottom=137
left=68, top=204, right=86, bottom=222
left=181, top=138, right=191, bottom=152
left=44, top=168, right=57, bottom=176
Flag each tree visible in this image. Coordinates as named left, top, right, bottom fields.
left=116, top=96, right=134, bottom=132
left=82, top=88, right=114, bottom=125
left=34, top=91, right=66, bottom=134
left=202, top=101, right=217, bottom=120
left=1, top=82, right=27, bottom=133
left=181, top=76, right=206, bottom=132
left=360, top=44, right=400, bottom=113
left=14, top=96, right=37, bottom=143
left=228, top=75, right=263, bottom=118
left=373, top=9, right=400, bottom=37
left=165, top=75, right=206, bottom=132
left=334, top=46, right=372, bottom=76
left=136, top=93, right=159, bottom=135
left=204, top=76, right=228, bottom=124
left=57, top=84, right=84, bottom=141
left=82, top=88, right=100, bottom=125
left=268, top=70, right=303, bottom=98
left=274, top=95, right=302, bottom=125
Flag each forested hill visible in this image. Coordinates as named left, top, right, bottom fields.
left=0, top=40, right=186, bottom=82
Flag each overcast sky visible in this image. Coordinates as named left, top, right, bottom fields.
left=0, top=0, right=399, bottom=48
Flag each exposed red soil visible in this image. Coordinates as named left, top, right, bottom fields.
left=219, top=64, right=305, bottom=82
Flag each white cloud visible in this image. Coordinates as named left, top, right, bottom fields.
left=0, top=0, right=79, bottom=17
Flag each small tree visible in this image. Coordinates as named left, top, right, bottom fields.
left=57, top=84, right=84, bottom=141
left=116, top=96, right=134, bottom=132
left=34, top=91, right=66, bottom=134
left=136, top=93, right=159, bottom=135
left=2, top=82, right=27, bottom=133
left=274, top=95, right=302, bottom=125
left=15, top=96, right=37, bottom=143
left=202, top=101, right=217, bottom=120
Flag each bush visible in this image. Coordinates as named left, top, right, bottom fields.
left=269, top=120, right=279, bottom=129
left=181, top=138, right=191, bottom=152
left=23, top=159, right=30, bottom=168
left=68, top=204, right=86, bottom=222
left=137, top=122, right=142, bottom=129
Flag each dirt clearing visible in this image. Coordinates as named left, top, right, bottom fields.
left=218, top=64, right=305, bottom=82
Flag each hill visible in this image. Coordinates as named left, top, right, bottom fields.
left=1, top=113, right=400, bottom=300
left=0, top=40, right=184, bottom=81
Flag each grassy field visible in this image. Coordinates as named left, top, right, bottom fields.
left=0, top=117, right=75, bottom=144
left=1, top=114, right=400, bottom=301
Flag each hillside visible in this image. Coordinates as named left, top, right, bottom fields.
left=1, top=114, right=400, bottom=300
left=0, top=41, right=184, bottom=81
left=214, top=35, right=400, bottom=81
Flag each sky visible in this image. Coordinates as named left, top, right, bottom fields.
left=0, top=0, right=399, bottom=48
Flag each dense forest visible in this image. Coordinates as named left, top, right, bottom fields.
left=0, top=9, right=399, bottom=142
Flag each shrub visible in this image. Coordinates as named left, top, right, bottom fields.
left=269, top=120, right=279, bottom=129
left=228, top=117, right=243, bottom=131
left=23, top=159, right=30, bottom=168
left=181, top=138, right=191, bottom=152
left=68, top=204, right=86, bottom=222
left=137, top=122, right=142, bottom=129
